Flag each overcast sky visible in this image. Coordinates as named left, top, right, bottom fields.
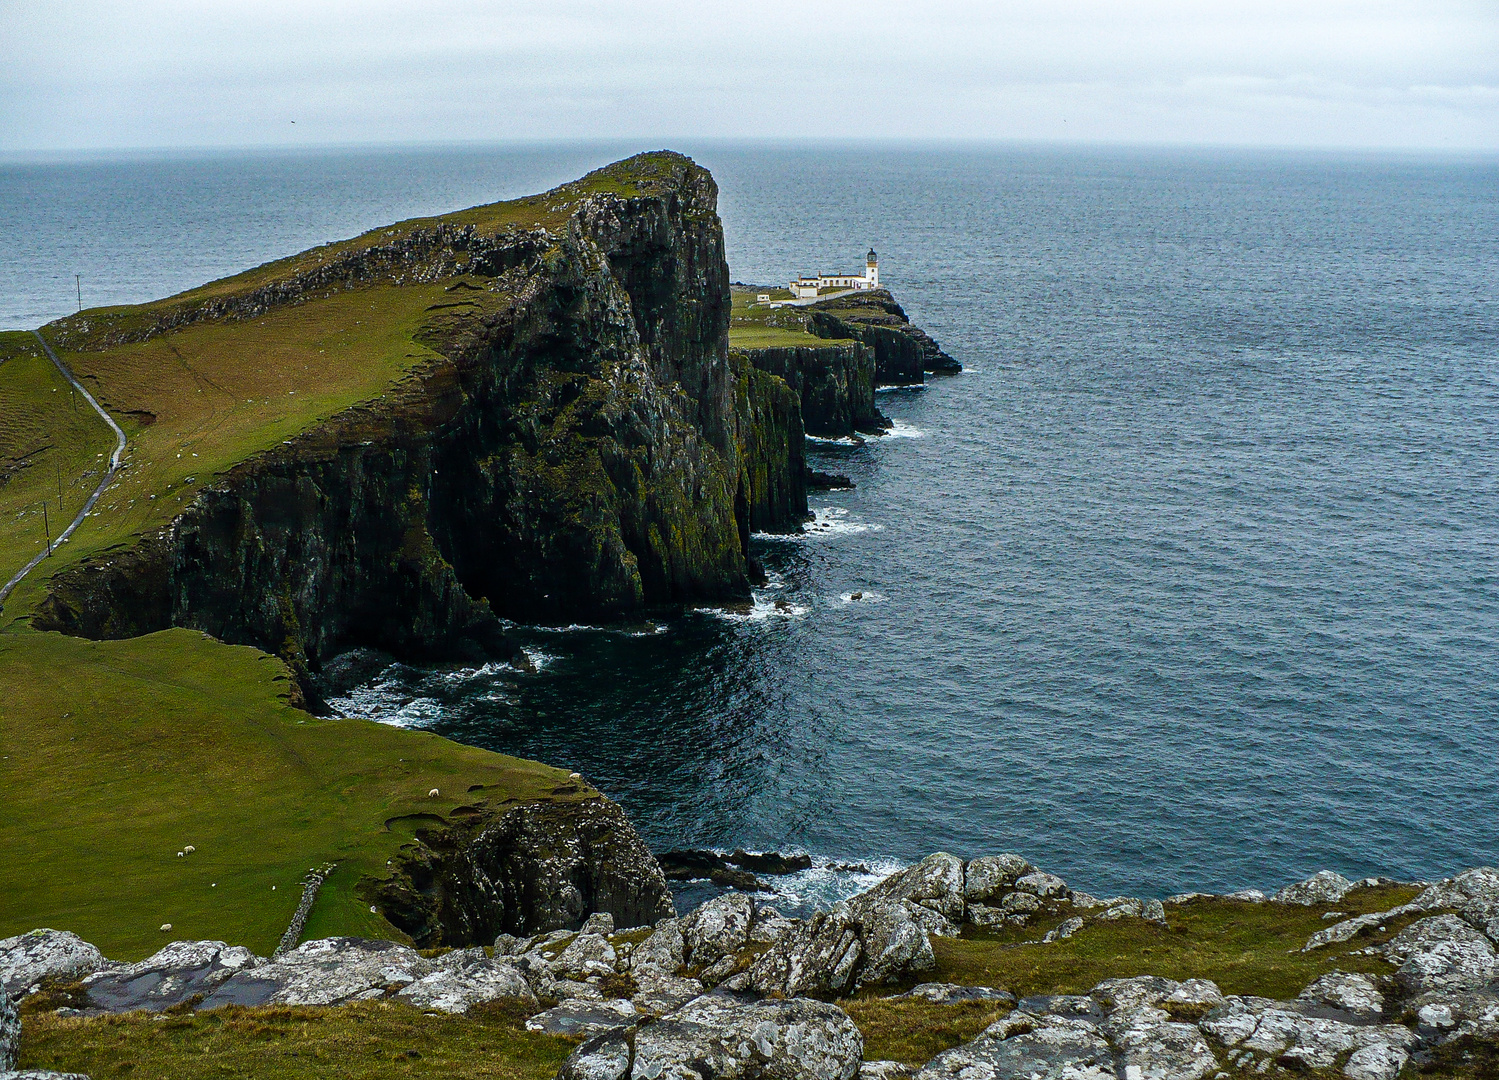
left=3, top=0, right=1497, bottom=154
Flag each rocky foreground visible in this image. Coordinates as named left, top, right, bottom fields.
left=4, top=855, right=1498, bottom=1079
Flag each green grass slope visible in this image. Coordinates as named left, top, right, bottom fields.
left=0, top=628, right=575, bottom=959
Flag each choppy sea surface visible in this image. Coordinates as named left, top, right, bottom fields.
left=5, top=143, right=1496, bottom=910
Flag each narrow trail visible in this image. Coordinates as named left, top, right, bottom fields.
left=0, top=331, right=128, bottom=607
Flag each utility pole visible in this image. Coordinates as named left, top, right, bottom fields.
left=42, top=500, right=52, bottom=556
left=76, top=275, right=82, bottom=312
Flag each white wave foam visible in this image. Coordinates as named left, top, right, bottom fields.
left=522, top=647, right=559, bottom=671
left=877, top=419, right=924, bottom=439
left=838, top=590, right=888, bottom=605
left=799, top=506, right=882, bottom=539
left=875, top=383, right=926, bottom=393
left=697, top=593, right=809, bottom=623
left=805, top=433, right=864, bottom=446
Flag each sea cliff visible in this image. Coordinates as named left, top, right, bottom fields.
left=31, top=153, right=809, bottom=689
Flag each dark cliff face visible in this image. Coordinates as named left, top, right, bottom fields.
left=369, top=795, right=676, bottom=946
left=34, top=153, right=808, bottom=679
left=807, top=290, right=961, bottom=383
left=736, top=343, right=887, bottom=439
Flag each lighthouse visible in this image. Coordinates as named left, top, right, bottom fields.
left=865, top=249, right=879, bottom=288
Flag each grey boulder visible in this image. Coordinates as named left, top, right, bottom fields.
left=1200, top=995, right=1416, bottom=1075
left=555, top=933, right=618, bottom=979
left=1298, top=971, right=1385, bottom=1022
left=890, top=983, right=1014, bottom=1006
left=557, top=994, right=862, bottom=1080
left=963, top=856, right=1034, bottom=905
left=1271, top=871, right=1355, bottom=906
left=917, top=1021, right=1117, bottom=1080
left=394, top=951, right=536, bottom=1013
left=859, top=854, right=966, bottom=927
left=746, top=898, right=936, bottom=998
left=1385, top=914, right=1498, bottom=994
left=0, top=932, right=106, bottom=997
left=527, top=998, right=640, bottom=1037
left=683, top=895, right=754, bottom=967
left=631, top=922, right=687, bottom=976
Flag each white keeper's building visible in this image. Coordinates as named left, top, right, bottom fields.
left=789, top=249, right=879, bottom=298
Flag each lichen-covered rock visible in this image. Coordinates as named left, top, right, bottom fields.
left=859, top=1061, right=915, bottom=1080
left=1272, top=870, right=1355, bottom=906
left=1200, top=996, right=1417, bottom=1073
left=80, top=940, right=258, bottom=1013
left=1342, top=1041, right=1411, bottom=1080
left=963, top=855, right=1034, bottom=905
left=746, top=907, right=864, bottom=998
left=847, top=901, right=937, bottom=988
left=581, top=913, right=616, bottom=936
left=1298, top=971, right=1385, bottom=1022
left=527, top=998, right=641, bottom=1038
left=394, top=951, right=535, bottom=1013
left=683, top=894, right=754, bottom=967
left=1412, top=867, right=1499, bottom=932
left=632, top=973, right=705, bottom=1016
left=556, top=995, right=863, bottom=1080
left=916, top=1022, right=1116, bottom=1080
left=0, top=931, right=106, bottom=997
left=1385, top=914, right=1498, bottom=994
left=856, top=854, right=965, bottom=928
left=198, top=937, right=432, bottom=1008
left=890, top=984, right=1014, bottom=1006
left=631, top=921, right=686, bottom=975
left=554, top=933, right=617, bottom=979
left=1, top=984, right=18, bottom=1072
left=1012, top=871, right=1068, bottom=900
left=1413, top=989, right=1499, bottom=1042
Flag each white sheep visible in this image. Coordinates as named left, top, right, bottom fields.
left=184, top=845, right=196, bottom=853
left=428, top=788, right=440, bottom=798
left=160, top=923, right=172, bottom=932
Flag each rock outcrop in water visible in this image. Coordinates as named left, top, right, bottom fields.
left=32, top=153, right=808, bottom=690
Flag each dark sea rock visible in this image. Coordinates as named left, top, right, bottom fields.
left=369, top=795, right=674, bottom=947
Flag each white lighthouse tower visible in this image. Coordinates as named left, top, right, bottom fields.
left=865, top=248, right=879, bottom=288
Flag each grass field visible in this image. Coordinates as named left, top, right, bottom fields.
left=0, top=628, right=579, bottom=959
left=18, top=1000, right=575, bottom=1080
left=728, top=286, right=845, bottom=350
left=0, top=155, right=701, bottom=960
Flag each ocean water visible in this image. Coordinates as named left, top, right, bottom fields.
left=5, top=143, right=1497, bottom=907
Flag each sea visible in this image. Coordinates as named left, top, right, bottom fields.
left=4, top=142, right=1497, bottom=912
